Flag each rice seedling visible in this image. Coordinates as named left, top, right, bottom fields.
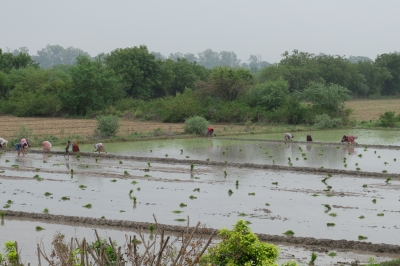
left=131, top=239, right=142, bottom=244
left=150, top=149, right=152, bottom=152
left=83, top=204, right=92, bottom=208
left=324, top=204, right=331, bottom=211
left=224, top=170, right=227, bottom=176
left=377, top=213, right=384, bottom=216
left=327, top=173, right=332, bottom=177
left=304, top=157, right=307, bottom=160
left=172, top=210, right=183, bottom=214
left=358, top=235, right=368, bottom=240
left=129, top=189, right=133, bottom=196
left=175, top=218, right=186, bottom=222
left=228, top=189, right=233, bottom=195
left=356, top=167, right=361, bottom=171
left=179, top=203, right=187, bottom=207
left=79, top=185, right=87, bottom=189
left=355, top=163, right=358, bottom=166
left=321, top=177, right=328, bottom=183
left=283, top=230, right=295, bottom=236
left=5, top=159, right=10, bottom=162
left=309, top=252, right=317, bottom=266
left=224, top=160, right=228, bottom=163
left=189, top=195, right=197, bottom=199
left=328, top=252, right=337, bottom=257
left=11, top=165, right=19, bottom=168
left=362, top=184, right=367, bottom=188
left=239, top=149, right=242, bottom=152
left=311, top=194, right=319, bottom=197
left=326, top=193, right=333, bottom=197
left=149, top=224, right=155, bottom=233
left=131, top=180, right=138, bottom=185
left=235, top=180, right=239, bottom=186
left=248, top=192, right=255, bottom=196
left=43, top=208, right=49, bottom=214
left=61, top=196, right=70, bottom=201
left=44, top=192, right=52, bottom=196
left=374, top=151, right=376, bottom=154
left=165, top=154, right=168, bottom=157
left=326, top=223, right=335, bottom=227
left=120, top=210, right=126, bottom=213
left=264, top=203, right=270, bottom=207
left=119, top=161, right=123, bottom=164
left=359, top=215, right=365, bottom=219
left=7, top=200, right=13, bottom=204
left=133, top=197, right=137, bottom=203
left=70, top=169, right=74, bottom=174
left=36, top=226, right=45, bottom=231
left=378, top=156, right=381, bottom=158
left=186, top=156, right=190, bottom=158
left=111, top=179, right=117, bottom=182
left=385, top=177, right=392, bottom=183
left=382, top=170, right=388, bottom=173
left=384, top=162, right=388, bottom=165
left=206, top=158, right=210, bottom=161
left=222, top=152, right=225, bottom=155
left=3, top=204, right=10, bottom=208
left=295, top=158, right=299, bottom=160
left=372, top=199, right=377, bottom=204
left=394, top=158, right=397, bottom=161
left=358, top=154, right=362, bottom=158
left=76, top=154, right=81, bottom=159
left=180, top=149, right=183, bottom=154
left=329, top=213, right=337, bottom=217
left=193, top=188, right=200, bottom=192
left=147, top=162, right=151, bottom=167
left=287, top=157, right=291, bottom=162
left=144, top=174, right=150, bottom=177
left=190, top=164, right=194, bottom=171
left=95, top=158, right=98, bottom=162
left=101, top=216, right=105, bottom=219
left=245, top=221, right=252, bottom=224
left=238, top=213, right=247, bottom=216
left=137, top=187, right=141, bottom=191
left=124, top=170, right=129, bottom=175
left=272, top=182, right=278, bottom=185
left=344, top=164, right=347, bottom=167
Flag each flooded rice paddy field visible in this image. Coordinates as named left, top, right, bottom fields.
left=2, top=217, right=395, bottom=265
left=49, top=137, right=400, bottom=173
left=1, top=152, right=400, bottom=245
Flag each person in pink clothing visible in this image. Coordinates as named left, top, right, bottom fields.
left=42, top=141, right=52, bottom=151
left=341, top=135, right=358, bottom=144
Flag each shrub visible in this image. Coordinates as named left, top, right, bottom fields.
left=184, top=116, right=209, bottom=135
left=379, top=111, right=396, bottom=127
left=201, top=220, right=279, bottom=265
left=313, top=114, right=342, bottom=129
left=94, top=115, right=120, bottom=137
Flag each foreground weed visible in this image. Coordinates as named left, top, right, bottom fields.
left=283, top=230, right=295, bottom=236
left=83, top=204, right=92, bottom=208
left=309, top=252, right=317, bottom=266
left=43, top=208, right=49, bottom=214
left=36, top=226, right=45, bottom=231
left=358, top=235, right=368, bottom=240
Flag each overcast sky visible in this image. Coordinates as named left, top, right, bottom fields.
left=1, top=0, right=399, bottom=63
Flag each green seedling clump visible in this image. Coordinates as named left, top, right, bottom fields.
left=83, top=204, right=92, bottom=208
left=193, top=188, right=200, bottom=192
left=44, top=192, right=52, bottom=196
left=43, top=208, right=49, bottom=214
left=175, top=218, right=186, bottom=222
left=324, top=204, right=331, bottom=211
left=137, top=187, right=141, bottom=191
left=385, top=177, right=392, bottom=183
left=131, top=180, right=138, bottom=185
left=359, top=215, right=365, bottom=219
left=238, top=213, right=247, bottom=216
left=189, top=195, right=197, bottom=199
left=311, top=194, right=319, bottom=197
left=190, top=164, right=194, bottom=171
left=236, top=180, right=239, bottom=186
left=133, top=197, right=137, bottom=203
left=271, top=182, right=278, bottom=185
left=283, top=230, right=295, bottom=236
left=329, top=212, right=337, bottom=217
left=327, top=223, right=335, bottom=227
left=61, top=196, right=70, bottom=201
left=124, top=170, right=129, bottom=175
left=120, top=210, right=126, bottom=213
left=377, top=213, right=384, bottom=216
left=149, top=224, right=155, bottom=233
left=309, top=252, right=318, bottom=266
left=111, top=179, right=117, bottom=182
left=362, top=184, right=367, bottom=188
left=358, top=235, right=368, bottom=240
left=328, top=252, right=336, bottom=257
left=95, top=158, right=98, bottom=162
left=172, top=210, right=183, bottom=214
left=119, top=161, right=123, bottom=164
left=179, top=203, right=187, bottom=207
left=147, top=162, right=151, bottom=167
left=7, top=200, right=13, bottom=204
left=79, top=185, right=87, bottom=189
left=36, top=226, right=45, bottom=231
left=248, top=192, right=255, bottom=196
left=129, top=189, right=133, bottom=196
left=372, top=199, right=377, bottom=204
left=228, top=189, right=233, bottom=195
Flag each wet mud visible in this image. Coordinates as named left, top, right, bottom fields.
left=2, top=210, right=400, bottom=255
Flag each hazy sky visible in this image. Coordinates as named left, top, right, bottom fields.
left=1, top=0, right=399, bottom=63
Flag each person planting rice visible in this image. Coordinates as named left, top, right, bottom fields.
left=65, top=140, right=71, bottom=154
left=206, top=127, right=214, bottom=138
left=284, top=133, right=294, bottom=142
left=72, top=141, right=80, bottom=152
left=341, top=135, right=358, bottom=144
left=15, top=142, right=28, bottom=156
left=306, top=134, right=313, bottom=141
left=21, top=138, right=29, bottom=149
left=94, top=143, right=107, bottom=153
left=0, top=137, right=8, bottom=148
left=42, top=141, right=52, bottom=151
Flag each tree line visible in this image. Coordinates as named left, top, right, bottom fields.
left=0, top=45, right=399, bottom=126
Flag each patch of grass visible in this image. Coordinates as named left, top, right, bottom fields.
left=238, top=213, right=247, bottom=216
left=359, top=215, right=365, bottom=219
left=131, top=180, right=138, bottom=185
left=283, top=230, right=295, bottom=236
left=372, top=199, right=377, bottom=204
left=43, top=208, right=49, bottom=214
left=180, top=203, right=187, bottom=207
left=120, top=210, right=126, bottom=213
left=172, top=210, right=183, bottom=214
left=175, top=218, right=186, bottom=222
left=358, top=235, right=368, bottom=240
left=248, top=192, right=255, bottom=196
left=61, top=196, right=70, bottom=201
left=326, top=223, right=335, bottom=227
left=328, top=252, right=336, bottom=257
left=83, top=204, right=92, bottom=208
left=79, top=185, right=87, bottom=189
left=111, top=179, right=117, bottom=182
left=377, top=213, right=384, bottom=216
left=44, top=192, right=52, bottom=196
left=36, top=226, right=45, bottom=231
left=189, top=195, right=197, bottom=199
left=124, top=170, right=129, bottom=175
left=329, top=213, right=337, bottom=217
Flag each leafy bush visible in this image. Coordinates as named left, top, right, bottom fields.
left=379, top=111, right=396, bottom=127
left=313, top=114, right=342, bottom=129
left=201, top=220, right=280, bottom=265
left=184, top=116, right=209, bottom=135
left=94, top=115, right=120, bottom=137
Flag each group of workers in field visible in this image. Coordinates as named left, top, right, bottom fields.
left=1, top=126, right=359, bottom=156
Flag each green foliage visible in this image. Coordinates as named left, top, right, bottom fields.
left=246, top=79, right=289, bottom=111
left=201, top=220, right=279, bottom=266
left=184, top=116, right=209, bottom=135
left=313, top=114, right=342, bottom=129
left=375, top=53, right=400, bottom=95
left=90, top=238, right=123, bottom=264
left=379, top=111, right=396, bottom=127
left=94, top=115, right=120, bottom=137
left=2, top=241, right=18, bottom=264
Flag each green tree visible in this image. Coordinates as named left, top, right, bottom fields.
left=246, top=79, right=289, bottom=111
left=302, top=82, right=351, bottom=115
left=201, top=220, right=280, bottom=265
left=0, top=49, right=39, bottom=73
left=32, top=44, right=91, bottom=68
left=59, top=55, right=123, bottom=115
left=375, top=53, right=400, bottom=95
left=106, top=45, right=160, bottom=99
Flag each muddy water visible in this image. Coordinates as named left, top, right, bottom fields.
left=42, top=139, right=400, bottom=173
left=2, top=154, right=400, bottom=245
left=2, top=217, right=397, bottom=265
